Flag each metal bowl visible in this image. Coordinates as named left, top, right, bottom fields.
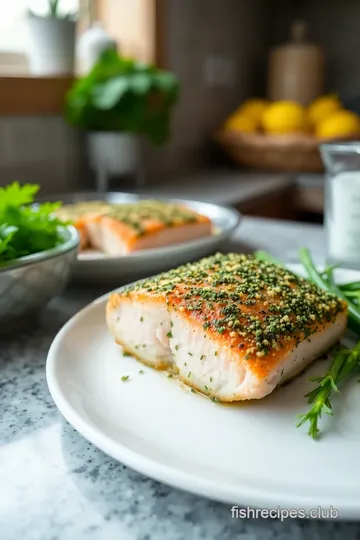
left=0, top=226, right=79, bottom=334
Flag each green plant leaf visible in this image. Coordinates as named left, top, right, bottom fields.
left=93, top=77, right=130, bottom=110
left=130, top=73, right=152, bottom=95
left=154, top=71, right=178, bottom=93
left=0, top=182, right=39, bottom=209
left=0, top=182, right=65, bottom=264
left=49, top=0, right=59, bottom=17
left=65, top=51, right=180, bottom=145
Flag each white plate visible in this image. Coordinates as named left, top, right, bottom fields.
left=47, top=265, right=360, bottom=518
left=43, top=192, right=240, bottom=282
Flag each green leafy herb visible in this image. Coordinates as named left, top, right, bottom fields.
left=65, top=49, right=180, bottom=145
left=121, top=375, right=129, bottom=381
left=0, top=182, right=65, bottom=265
left=297, top=343, right=360, bottom=438
left=299, top=248, right=360, bottom=335
left=254, top=250, right=284, bottom=267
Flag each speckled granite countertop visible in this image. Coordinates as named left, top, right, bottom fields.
left=1, top=217, right=359, bottom=540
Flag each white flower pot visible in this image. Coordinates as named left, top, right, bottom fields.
left=87, top=132, right=143, bottom=192
left=27, top=17, right=76, bottom=75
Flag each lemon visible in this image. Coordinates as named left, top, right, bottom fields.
left=238, top=99, right=269, bottom=124
left=224, top=113, right=258, bottom=133
left=308, top=95, right=341, bottom=127
left=262, top=101, right=307, bottom=134
left=316, top=110, right=360, bottom=138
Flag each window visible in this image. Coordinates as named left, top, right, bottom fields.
left=0, top=0, right=161, bottom=115
left=0, top=0, right=80, bottom=73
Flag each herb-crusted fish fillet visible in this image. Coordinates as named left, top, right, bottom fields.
left=106, top=253, right=347, bottom=401
left=84, top=200, right=212, bottom=255
left=56, top=202, right=112, bottom=249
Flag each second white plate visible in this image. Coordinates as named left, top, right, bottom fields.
left=47, top=265, right=360, bottom=519
left=44, top=192, right=241, bottom=282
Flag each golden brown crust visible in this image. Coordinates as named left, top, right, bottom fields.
left=57, top=200, right=212, bottom=252
left=119, top=253, right=347, bottom=378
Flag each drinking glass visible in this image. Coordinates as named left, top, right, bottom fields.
left=320, top=142, right=360, bottom=268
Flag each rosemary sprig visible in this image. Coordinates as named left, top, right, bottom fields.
left=254, top=248, right=360, bottom=439
left=299, top=248, right=360, bottom=335
left=297, top=342, right=360, bottom=438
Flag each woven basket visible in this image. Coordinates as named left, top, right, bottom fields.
left=215, top=130, right=359, bottom=173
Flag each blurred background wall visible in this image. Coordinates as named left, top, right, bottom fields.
left=0, top=0, right=359, bottom=193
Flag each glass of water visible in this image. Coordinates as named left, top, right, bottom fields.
left=320, top=142, right=360, bottom=268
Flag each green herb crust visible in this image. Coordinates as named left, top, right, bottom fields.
left=124, top=253, right=345, bottom=358
left=56, top=199, right=204, bottom=237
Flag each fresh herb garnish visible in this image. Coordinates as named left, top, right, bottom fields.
left=0, top=182, right=65, bottom=265
left=297, top=343, right=360, bottom=438
left=255, top=248, right=360, bottom=439
left=121, top=375, right=129, bottom=381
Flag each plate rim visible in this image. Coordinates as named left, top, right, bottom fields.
left=46, top=264, right=360, bottom=518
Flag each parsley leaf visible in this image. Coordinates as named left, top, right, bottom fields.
left=0, top=182, right=66, bottom=265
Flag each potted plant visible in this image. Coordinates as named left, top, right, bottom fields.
left=27, top=0, right=77, bottom=75
left=65, top=49, right=180, bottom=190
